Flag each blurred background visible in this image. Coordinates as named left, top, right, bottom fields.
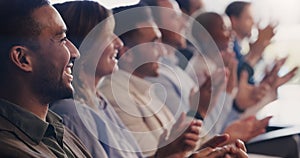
left=50, top=0, right=300, bottom=125
left=51, top=0, right=300, bottom=84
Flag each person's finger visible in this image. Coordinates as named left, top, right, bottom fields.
left=228, top=146, right=248, bottom=158
left=200, top=134, right=230, bottom=149
left=235, top=149, right=248, bottom=158
left=267, top=62, right=283, bottom=81
left=248, top=116, right=272, bottom=138
left=184, top=139, right=198, bottom=149
left=207, top=147, right=227, bottom=157
left=256, top=116, right=272, bottom=130
left=228, top=145, right=248, bottom=158
left=276, top=66, right=299, bottom=87
left=188, top=122, right=202, bottom=135
left=235, top=139, right=247, bottom=152
left=268, top=58, right=287, bottom=79
left=192, top=119, right=203, bottom=126
left=197, top=147, right=214, bottom=158
left=184, top=133, right=201, bottom=142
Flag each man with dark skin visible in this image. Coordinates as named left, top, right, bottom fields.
left=0, top=0, right=91, bottom=157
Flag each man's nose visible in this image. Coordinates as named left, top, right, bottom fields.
left=67, top=39, right=80, bottom=59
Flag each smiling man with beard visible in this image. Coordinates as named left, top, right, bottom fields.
left=0, top=0, right=92, bottom=157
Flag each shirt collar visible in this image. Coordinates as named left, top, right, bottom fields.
left=45, top=110, right=65, bottom=146
left=0, top=99, right=63, bottom=144
left=117, top=70, right=152, bottom=95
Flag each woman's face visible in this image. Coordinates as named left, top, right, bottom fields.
left=96, top=17, right=123, bottom=78
left=209, top=16, right=232, bottom=52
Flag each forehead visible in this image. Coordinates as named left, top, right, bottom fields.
left=135, top=21, right=161, bottom=43
left=157, top=0, right=182, bottom=15
left=208, top=16, right=225, bottom=33
left=240, top=5, right=252, bottom=17
left=31, top=5, right=67, bottom=36
left=211, top=15, right=224, bottom=27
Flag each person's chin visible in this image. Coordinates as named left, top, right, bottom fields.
left=59, top=80, right=74, bottom=99
left=62, top=84, right=74, bottom=99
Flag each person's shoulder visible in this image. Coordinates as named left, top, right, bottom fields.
left=0, top=131, right=48, bottom=158
left=50, top=99, right=77, bottom=115
left=63, top=127, right=93, bottom=158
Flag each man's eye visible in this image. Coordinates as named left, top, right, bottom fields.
left=60, top=37, right=67, bottom=43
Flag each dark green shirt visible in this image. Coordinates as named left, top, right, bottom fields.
left=0, top=99, right=91, bottom=158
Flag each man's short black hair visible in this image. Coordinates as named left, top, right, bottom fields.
left=175, top=0, right=191, bottom=13
left=0, top=0, right=50, bottom=57
left=113, top=3, right=153, bottom=48
left=225, top=1, right=251, bottom=18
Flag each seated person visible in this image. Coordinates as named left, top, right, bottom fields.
left=0, top=0, right=91, bottom=157
left=189, top=12, right=299, bottom=157
left=142, top=0, right=198, bottom=118
left=100, top=2, right=247, bottom=158
left=175, top=0, right=206, bottom=69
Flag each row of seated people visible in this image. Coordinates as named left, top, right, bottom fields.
left=0, top=0, right=298, bottom=157
left=51, top=1, right=247, bottom=157
left=51, top=0, right=298, bottom=157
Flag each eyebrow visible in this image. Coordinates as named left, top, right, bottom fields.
left=55, top=28, right=67, bottom=36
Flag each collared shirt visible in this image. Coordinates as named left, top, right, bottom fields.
left=99, top=70, right=175, bottom=157
left=51, top=98, right=144, bottom=158
left=233, top=39, right=255, bottom=84
left=0, top=99, right=91, bottom=158
left=146, top=55, right=197, bottom=119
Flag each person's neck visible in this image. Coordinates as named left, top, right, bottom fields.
left=0, top=89, right=48, bottom=121
left=119, top=64, right=146, bottom=79
left=235, top=32, right=245, bottom=42
left=82, top=71, right=102, bottom=94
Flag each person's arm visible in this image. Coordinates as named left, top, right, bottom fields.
left=191, top=135, right=248, bottom=158
left=154, top=113, right=202, bottom=158
left=235, top=71, right=271, bottom=110
left=223, top=116, right=272, bottom=144
left=261, top=57, right=299, bottom=90
left=246, top=24, right=276, bottom=67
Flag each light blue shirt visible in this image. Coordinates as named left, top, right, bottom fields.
left=50, top=98, right=143, bottom=158
left=146, top=55, right=196, bottom=119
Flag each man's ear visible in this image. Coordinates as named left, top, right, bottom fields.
left=9, top=46, right=33, bottom=72
left=118, top=46, right=133, bottom=63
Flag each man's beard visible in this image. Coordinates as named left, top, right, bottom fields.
left=32, top=69, right=73, bottom=105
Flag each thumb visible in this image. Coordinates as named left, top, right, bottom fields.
left=200, top=134, right=230, bottom=149
left=158, top=129, right=169, bottom=145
